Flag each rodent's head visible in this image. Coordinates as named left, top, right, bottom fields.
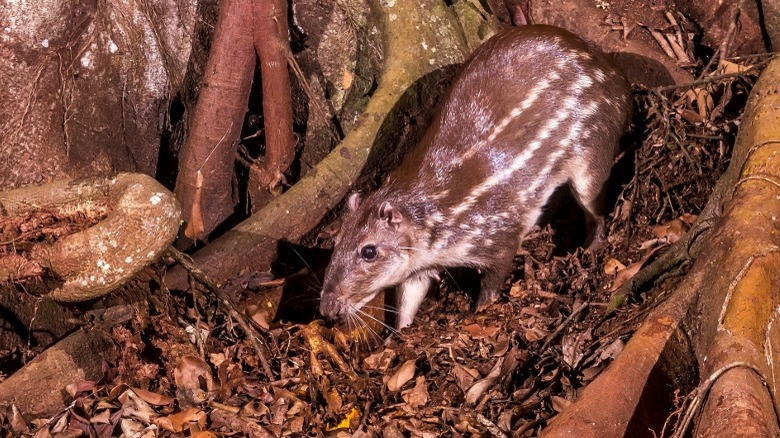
left=320, top=192, right=418, bottom=324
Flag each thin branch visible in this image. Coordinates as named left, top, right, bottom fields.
left=165, top=246, right=275, bottom=380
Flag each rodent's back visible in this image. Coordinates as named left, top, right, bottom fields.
left=390, top=24, right=631, bottom=241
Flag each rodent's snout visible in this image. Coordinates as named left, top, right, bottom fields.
left=319, top=291, right=345, bottom=322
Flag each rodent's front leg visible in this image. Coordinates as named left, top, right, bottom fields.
left=395, top=270, right=436, bottom=329
left=476, top=238, right=518, bottom=310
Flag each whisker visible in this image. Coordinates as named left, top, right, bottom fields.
left=278, top=295, right=321, bottom=308
left=348, top=311, right=373, bottom=351
left=346, top=312, right=360, bottom=350
left=290, top=247, right=322, bottom=288
left=353, top=313, right=382, bottom=349
left=355, top=307, right=401, bottom=337
left=362, top=303, right=400, bottom=315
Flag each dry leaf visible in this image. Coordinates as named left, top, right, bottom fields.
left=680, top=212, right=697, bottom=224
left=174, top=356, right=214, bottom=392
left=9, top=406, right=28, bottom=435
left=509, top=282, right=525, bottom=298
left=464, top=357, right=504, bottom=406
left=363, top=348, right=396, bottom=372
left=610, top=261, right=643, bottom=291
left=89, top=410, right=111, bottom=424
left=652, top=216, right=690, bottom=244
left=695, top=87, right=712, bottom=119
left=65, top=381, right=96, bottom=398
left=209, top=352, right=227, bottom=368
left=386, top=359, right=416, bottom=391
left=452, top=364, right=478, bottom=391
left=401, top=376, right=430, bottom=409
left=119, top=418, right=145, bottom=437
left=323, top=390, right=343, bottom=415
left=600, top=339, right=626, bottom=360
left=580, top=366, right=602, bottom=382
left=153, top=408, right=206, bottom=432
left=561, top=328, right=592, bottom=368
left=462, top=323, right=499, bottom=339
left=130, top=387, right=174, bottom=406
left=684, top=89, right=697, bottom=105
left=603, top=258, right=626, bottom=275
left=609, top=246, right=661, bottom=291
left=122, top=389, right=158, bottom=424
left=678, top=108, right=704, bottom=124
left=719, top=60, right=748, bottom=74
left=288, top=416, right=304, bottom=433
left=524, top=326, right=549, bottom=342
left=246, top=304, right=271, bottom=330
left=325, top=406, right=361, bottom=432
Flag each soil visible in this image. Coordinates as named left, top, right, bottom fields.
left=0, top=0, right=770, bottom=436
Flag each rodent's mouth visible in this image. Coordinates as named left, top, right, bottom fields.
left=319, top=288, right=381, bottom=325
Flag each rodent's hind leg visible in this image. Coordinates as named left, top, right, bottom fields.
left=396, top=270, right=436, bottom=329
left=569, top=177, right=608, bottom=249
left=476, top=239, right=518, bottom=311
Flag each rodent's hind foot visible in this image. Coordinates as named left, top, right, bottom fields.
left=475, top=288, right=500, bottom=311
left=584, top=221, right=607, bottom=252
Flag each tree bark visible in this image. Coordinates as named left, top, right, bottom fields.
left=253, top=0, right=296, bottom=195
left=175, top=0, right=255, bottom=240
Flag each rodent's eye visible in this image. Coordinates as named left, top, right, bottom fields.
left=359, top=245, right=378, bottom=261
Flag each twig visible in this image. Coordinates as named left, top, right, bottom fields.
left=717, top=8, right=740, bottom=70
left=653, top=55, right=778, bottom=93
left=514, top=418, right=539, bottom=436
left=284, top=50, right=344, bottom=143
left=539, top=302, right=589, bottom=355
left=356, top=400, right=373, bottom=432
left=476, top=413, right=508, bottom=438
left=649, top=29, right=677, bottom=60
left=165, top=246, right=275, bottom=380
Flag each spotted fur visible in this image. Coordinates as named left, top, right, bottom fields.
left=320, top=25, right=632, bottom=330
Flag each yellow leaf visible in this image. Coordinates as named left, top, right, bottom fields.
left=325, top=406, right=361, bottom=432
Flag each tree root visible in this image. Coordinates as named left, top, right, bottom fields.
left=1, top=173, right=181, bottom=302
left=542, top=55, right=780, bottom=438
left=164, top=0, right=470, bottom=291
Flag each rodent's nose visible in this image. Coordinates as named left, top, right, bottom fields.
left=319, top=292, right=344, bottom=322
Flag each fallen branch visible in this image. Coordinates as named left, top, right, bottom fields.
left=165, top=247, right=275, bottom=381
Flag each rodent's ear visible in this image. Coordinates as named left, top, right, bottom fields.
left=378, top=201, right=404, bottom=226
left=347, top=192, right=362, bottom=212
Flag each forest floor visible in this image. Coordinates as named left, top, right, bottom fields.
left=2, top=6, right=770, bottom=436
left=20, top=73, right=755, bottom=438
